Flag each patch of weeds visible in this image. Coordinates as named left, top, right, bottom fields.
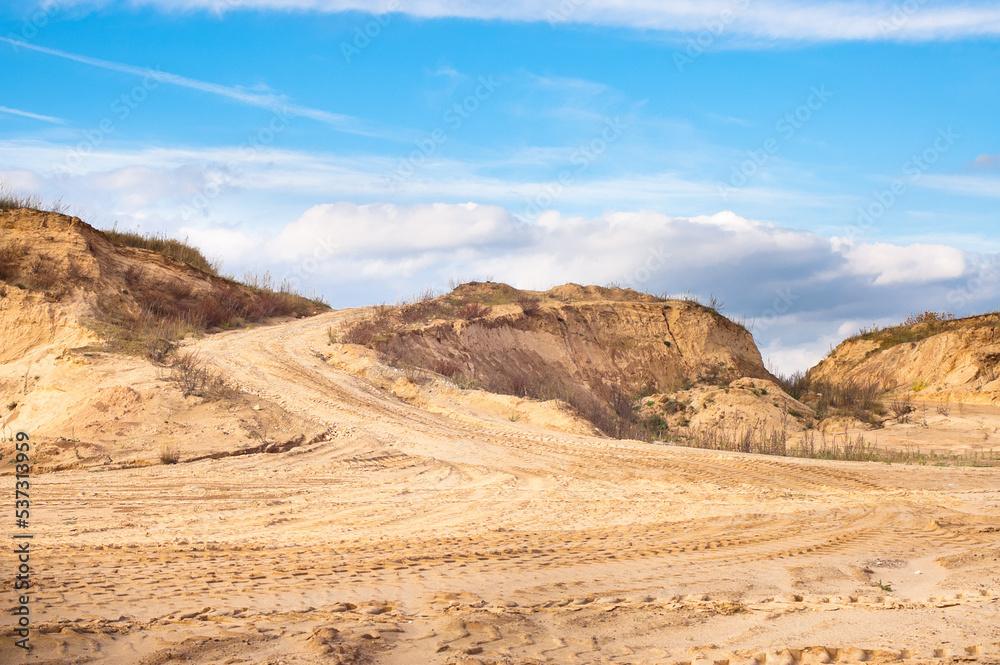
left=871, top=580, right=893, bottom=592
left=159, top=445, right=180, bottom=465
left=458, top=302, right=492, bottom=320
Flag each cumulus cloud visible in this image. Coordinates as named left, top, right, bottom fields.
left=839, top=241, right=967, bottom=285
left=270, top=202, right=527, bottom=261
left=185, top=202, right=997, bottom=373
left=47, top=0, right=1000, bottom=41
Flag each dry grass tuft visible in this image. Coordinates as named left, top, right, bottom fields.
left=158, top=445, right=180, bottom=465
left=103, top=226, right=222, bottom=276
left=458, top=302, right=492, bottom=320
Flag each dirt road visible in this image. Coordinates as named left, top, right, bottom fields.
left=4, top=310, right=999, bottom=664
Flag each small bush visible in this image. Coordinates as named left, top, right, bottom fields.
left=0, top=241, right=27, bottom=281
left=459, top=302, right=492, bottom=320
left=517, top=297, right=541, bottom=316
left=168, top=352, right=237, bottom=400
left=433, top=358, right=462, bottom=378
left=890, top=396, right=914, bottom=423
left=159, top=445, right=180, bottom=465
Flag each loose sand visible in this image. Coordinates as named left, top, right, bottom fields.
left=2, top=309, right=999, bottom=664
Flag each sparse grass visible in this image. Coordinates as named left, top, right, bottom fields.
left=103, top=226, right=222, bottom=276
left=0, top=185, right=44, bottom=212
left=778, top=373, right=887, bottom=425
left=681, top=421, right=1000, bottom=465
left=849, top=311, right=958, bottom=350
left=167, top=352, right=239, bottom=400
left=458, top=302, right=492, bottom=320
left=159, top=445, right=180, bottom=465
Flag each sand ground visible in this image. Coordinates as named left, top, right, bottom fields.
left=2, top=310, right=999, bottom=664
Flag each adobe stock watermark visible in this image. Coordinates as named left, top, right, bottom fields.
left=179, top=106, right=292, bottom=221
left=520, top=116, right=628, bottom=221
left=754, top=288, right=799, bottom=333
left=4, top=0, right=66, bottom=46
left=674, top=0, right=751, bottom=73
left=341, top=0, right=401, bottom=63
left=843, top=127, right=959, bottom=241
left=51, top=70, right=162, bottom=178
left=279, top=236, right=339, bottom=297
left=717, top=84, right=834, bottom=200
left=947, top=255, right=1000, bottom=310
left=546, top=0, right=585, bottom=25
left=383, top=75, right=502, bottom=189
left=629, top=246, right=671, bottom=287
left=878, top=0, right=925, bottom=36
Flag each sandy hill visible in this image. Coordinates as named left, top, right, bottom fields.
left=809, top=311, right=1000, bottom=403
left=1, top=207, right=327, bottom=471
left=1, top=208, right=324, bottom=364
left=335, top=281, right=780, bottom=438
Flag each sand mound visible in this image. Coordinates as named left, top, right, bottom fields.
left=810, top=312, right=1000, bottom=403
left=338, top=282, right=774, bottom=436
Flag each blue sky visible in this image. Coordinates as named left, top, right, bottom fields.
left=2, top=0, right=1000, bottom=372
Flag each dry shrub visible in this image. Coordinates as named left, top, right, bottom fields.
left=890, top=396, right=914, bottom=423
left=168, top=352, right=237, bottom=400
left=0, top=241, right=27, bottom=280
left=459, top=302, right=492, bottom=320
left=343, top=319, right=380, bottom=345
left=159, top=445, right=180, bottom=464
left=26, top=254, right=61, bottom=291
left=433, top=358, right=462, bottom=378
left=779, top=373, right=887, bottom=425
left=122, top=264, right=145, bottom=287
left=517, top=297, right=541, bottom=316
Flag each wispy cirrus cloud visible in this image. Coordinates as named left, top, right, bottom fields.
left=41, top=0, right=1000, bottom=41
left=0, top=105, right=65, bottom=124
left=0, top=36, right=397, bottom=138
left=918, top=173, right=1000, bottom=198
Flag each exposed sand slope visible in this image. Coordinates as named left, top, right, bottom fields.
left=810, top=313, right=1000, bottom=403
left=1, top=208, right=327, bottom=471
left=343, top=282, right=774, bottom=436
left=3, top=308, right=998, bottom=665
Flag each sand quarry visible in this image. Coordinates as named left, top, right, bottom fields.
left=1, top=305, right=999, bottom=665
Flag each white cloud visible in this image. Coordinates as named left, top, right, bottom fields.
left=918, top=173, right=1000, bottom=198
left=0, top=106, right=65, bottom=124
left=840, top=242, right=967, bottom=285
left=269, top=201, right=524, bottom=261
left=0, top=37, right=386, bottom=138
left=48, top=0, right=1000, bottom=41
